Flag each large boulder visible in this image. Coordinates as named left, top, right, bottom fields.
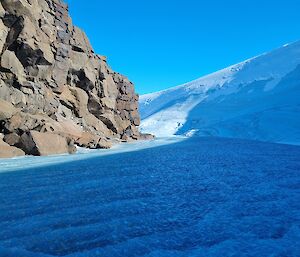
left=19, top=131, right=75, bottom=156
left=76, top=132, right=112, bottom=149
left=0, top=137, right=25, bottom=158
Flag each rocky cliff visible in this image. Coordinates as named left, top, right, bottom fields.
left=0, top=0, right=152, bottom=158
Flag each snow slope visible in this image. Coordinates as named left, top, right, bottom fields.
left=139, top=41, right=300, bottom=145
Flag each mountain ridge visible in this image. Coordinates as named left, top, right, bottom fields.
left=140, top=40, right=300, bottom=145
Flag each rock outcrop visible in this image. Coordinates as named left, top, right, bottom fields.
left=0, top=135, right=25, bottom=158
left=0, top=0, right=153, bottom=157
left=18, top=130, right=76, bottom=156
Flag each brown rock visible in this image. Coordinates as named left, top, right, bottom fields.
left=19, top=131, right=75, bottom=156
left=0, top=2, right=5, bottom=18
left=4, top=112, right=40, bottom=133
left=0, top=99, right=17, bottom=120
left=1, top=50, right=25, bottom=81
left=0, top=138, right=25, bottom=158
left=0, top=20, right=8, bottom=53
left=3, top=132, right=20, bottom=146
left=0, top=0, right=150, bottom=157
left=98, top=137, right=112, bottom=149
left=140, top=133, right=156, bottom=140
left=67, top=138, right=77, bottom=154
left=76, top=132, right=112, bottom=149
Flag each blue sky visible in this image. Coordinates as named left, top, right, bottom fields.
left=66, top=0, right=300, bottom=94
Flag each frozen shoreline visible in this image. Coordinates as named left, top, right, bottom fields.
left=0, top=137, right=185, bottom=173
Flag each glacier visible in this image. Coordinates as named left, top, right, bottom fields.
left=0, top=137, right=300, bottom=256
left=139, top=41, right=300, bottom=145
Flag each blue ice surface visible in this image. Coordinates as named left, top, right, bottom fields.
left=0, top=137, right=300, bottom=257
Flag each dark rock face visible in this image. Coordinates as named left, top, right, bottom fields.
left=0, top=0, right=149, bottom=157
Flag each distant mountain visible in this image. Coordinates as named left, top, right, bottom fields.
left=139, top=41, right=300, bottom=145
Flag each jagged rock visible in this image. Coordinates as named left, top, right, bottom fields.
left=76, top=132, right=112, bottom=149
left=0, top=99, right=17, bottom=120
left=0, top=137, right=25, bottom=158
left=1, top=50, right=25, bottom=81
left=4, top=112, right=41, bottom=133
left=3, top=132, right=20, bottom=146
left=0, top=3, right=5, bottom=18
left=0, top=20, right=9, bottom=53
left=0, top=0, right=152, bottom=157
left=19, top=131, right=74, bottom=156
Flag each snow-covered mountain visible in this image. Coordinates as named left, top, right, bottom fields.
left=139, top=41, right=300, bottom=145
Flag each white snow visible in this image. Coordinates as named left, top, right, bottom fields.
left=140, top=40, right=300, bottom=145
left=140, top=95, right=205, bottom=137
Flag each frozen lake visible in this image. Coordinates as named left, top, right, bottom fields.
left=0, top=137, right=300, bottom=256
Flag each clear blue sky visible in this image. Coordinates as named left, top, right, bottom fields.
left=65, top=0, right=300, bottom=94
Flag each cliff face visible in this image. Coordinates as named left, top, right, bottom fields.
left=0, top=0, right=151, bottom=157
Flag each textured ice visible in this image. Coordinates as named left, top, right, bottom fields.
left=0, top=137, right=183, bottom=173
left=0, top=137, right=299, bottom=256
